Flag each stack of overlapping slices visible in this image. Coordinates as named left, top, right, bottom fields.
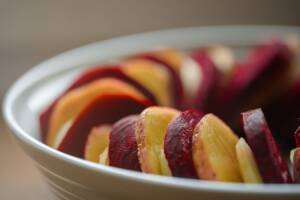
left=39, top=36, right=300, bottom=184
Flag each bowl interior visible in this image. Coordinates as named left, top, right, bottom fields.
left=3, top=26, right=300, bottom=194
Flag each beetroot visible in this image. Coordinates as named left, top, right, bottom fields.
left=109, top=115, right=141, bottom=171
left=39, top=66, right=157, bottom=141
left=219, top=39, right=293, bottom=128
left=241, top=108, right=292, bottom=183
left=135, top=53, right=184, bottom=109
left=58, top=94, right=152, bottom=158
left=292, top=148, right=300, bottom=183
left=264, top=77, right=300, bottom=147
left=295, top=127, right=300, bottom=148
left=191, top=50, right=220, bottom=111
left=164, top=109, right=204, bottom=178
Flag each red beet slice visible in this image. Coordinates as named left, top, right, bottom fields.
left=264, top=77, right=300, bottom=147
left=39, top=66, right=157, bottom=142
left=241, top=108, right=292, bottom=183
left=292, top=148, right=300, bottom=183
left=58, top=94, right=152, bottom=158
left=219, top=39, right=292, bottom=125
left=190, top=50, right=220, bottom=111
left=225, top=39, right=291, bottom=102
left=135, top=53, right=184, bottom=109
left=109, top=115, right=141, bottom=171
left=295, top=127, right=300, bottom=148
left=164, top=109, right=204, bottom=178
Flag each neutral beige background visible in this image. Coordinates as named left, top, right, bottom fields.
left=0, top=0, right=300, bottom=199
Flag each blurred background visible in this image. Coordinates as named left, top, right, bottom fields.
left=0, top=0, right=299, bottom=199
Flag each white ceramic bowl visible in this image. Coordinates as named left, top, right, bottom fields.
left=3, top=26, right=300, bottom=200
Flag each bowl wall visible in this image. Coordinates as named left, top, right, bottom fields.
left=3, top=26, right=300, bottom=200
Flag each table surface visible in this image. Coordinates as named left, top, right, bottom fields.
left=0, top=119, right=56, bottom=200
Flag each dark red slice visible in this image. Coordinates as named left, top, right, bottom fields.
left=109, top=115, right=141, bottom=171
left=292, top=148, right=300, bottom=183
left=218, top=39, right=293, bottom=126
left=191, top=50, right=220, bottom=111
left=39, top=66, right=157, bottom=142
left=295, top=127, right=300, bottom=148
left=224, top=39, right=292, bottom=102
left=164, top=109, right=204, bottom=178
left=264, top=77, right=300, bottom=147
left=241, top=108, right=292, bottom=183
left=58, top=94, right=152, bottom=158
left=134, top=53, right=184, bottom=109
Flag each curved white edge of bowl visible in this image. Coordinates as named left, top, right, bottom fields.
left=3, top=25, right=300, bottom=195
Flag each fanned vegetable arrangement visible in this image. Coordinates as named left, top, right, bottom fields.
left=40, top=36, right=300, bottom=183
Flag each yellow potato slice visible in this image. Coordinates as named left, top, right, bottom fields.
left=84, top=125, right=111, bottom=163
left=192, top=113, right=242, bottom=182
left=122, top=59, right=173, bottom=107
left=136, top=106, right=180, bottom=175
left=47, top=78, right=146, bottom=147
left=236, top=138, right=263, bottom=183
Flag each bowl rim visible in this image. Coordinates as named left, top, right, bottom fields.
left=3, top=25, right=300, bottom=195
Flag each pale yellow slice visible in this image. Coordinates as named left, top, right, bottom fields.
left=47, top=78, right=146, bottom=147
left=236, top=138, right=263, bottom=183
left=208, top=45, right=235, bottom=77
left=155, top=48, right=184, bottom=72
left=122, top=59, right=173, bottom=106
left=84, top=125, right=111, bottom=163
left=192, top=113, right=242, bottom=182
left=136, top=106, right=180, bottom=175
left=99, top=147, right=109, bottom=165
